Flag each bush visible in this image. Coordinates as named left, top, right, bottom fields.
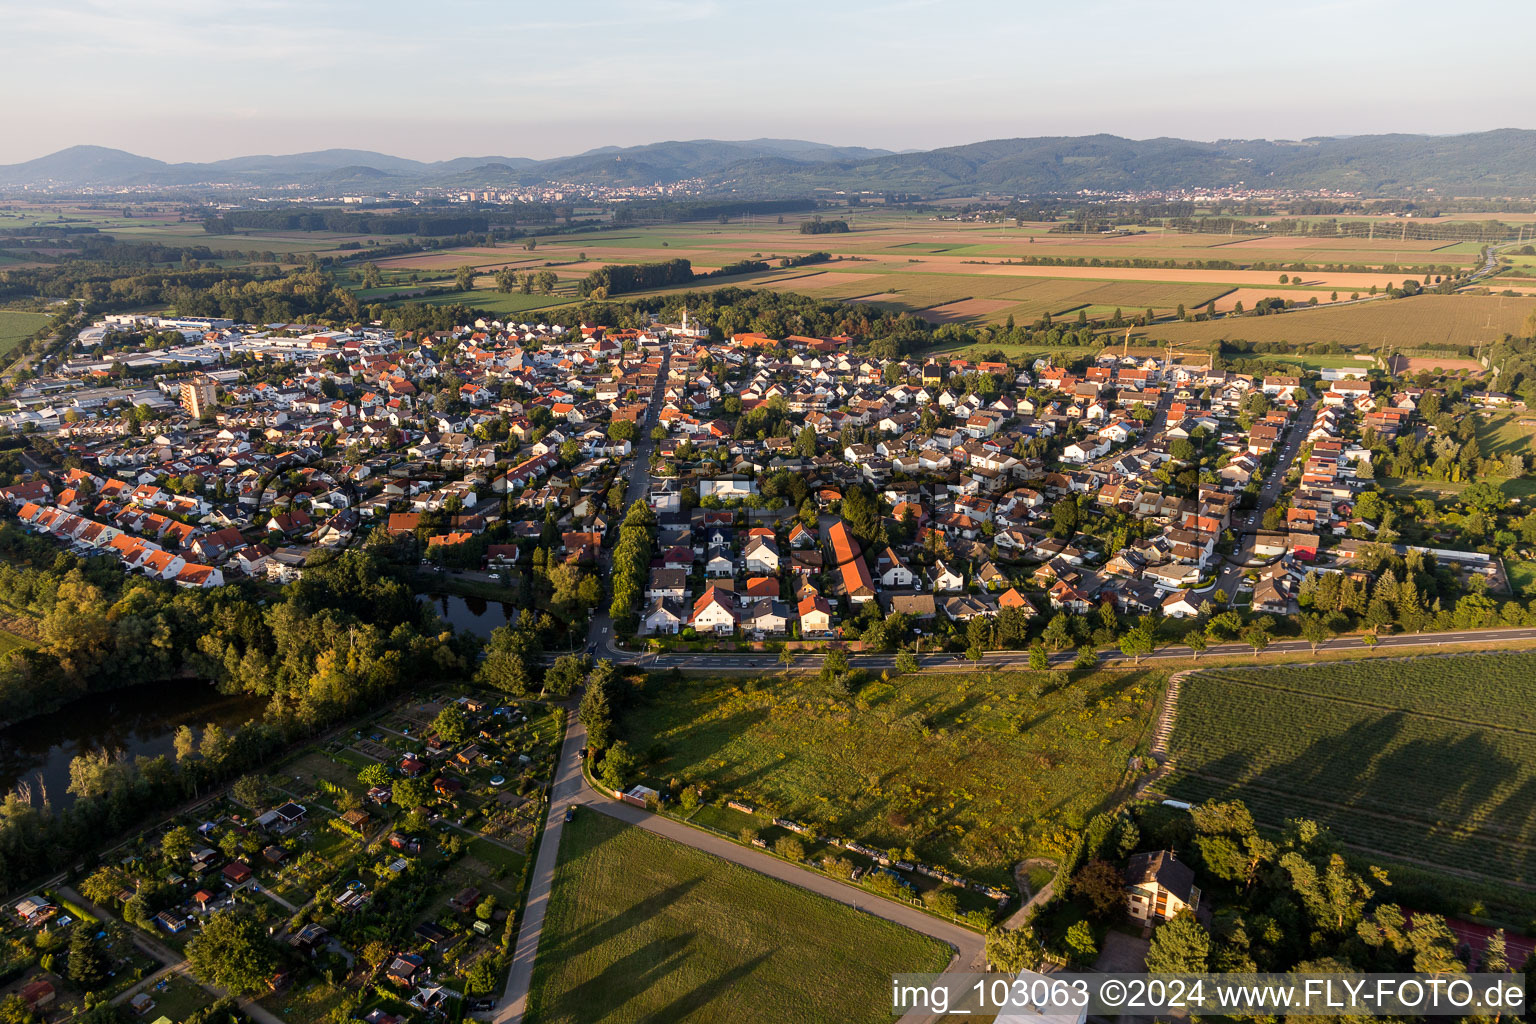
left=922, top=887, right=960, bottom=917
left=774, top=836, right=806, bottom=862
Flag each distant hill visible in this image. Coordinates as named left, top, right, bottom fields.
left=3, top=132, right=1535, bottom=196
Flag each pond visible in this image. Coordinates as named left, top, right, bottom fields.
left=0, top=679, right=266, bottom=808
left=417, top=593, right=519, bottom=639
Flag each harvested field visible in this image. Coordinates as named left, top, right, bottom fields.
left=1386, top=355, right=1485, bottom=374
left=918, top=298, right=1017, bottom=322
left=967, top=262, right=1405, bottom=290
left=1130, top=293, right=1536, bottom=349
left=372, top=249, right=541, bottom=270
left=1217, top=235, right=1451, bottom=253
left=349, top=212, right=1500, bottom=336
left=1213, top=287, right=1331, bottom=312
left=761, top=271, right=878, bottom=290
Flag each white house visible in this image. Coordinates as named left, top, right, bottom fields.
left=1061, top=438, right=1111, bottom=464
left=927, top=560, right=965, bottom=592
left=876, top=547, right=915, bottom=589
left=743, top=536, right=781, bottom=574
left=689, top=588, right=737, bottom=635
left=641, top=598, right=685, bottom=635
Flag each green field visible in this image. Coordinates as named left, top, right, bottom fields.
left=0, top=310, right=50, bottom=354
left=1380, top=476, right=1536, bottom=502
left=619, top=669, right=1161, bottom=883
left=526, top=810, right=949, bottom=1024
left=1164, top=653, right=1536, bottom=895
left=383, top=288, right=578, bottom=315
left=1127, top=293, right=1536, bottom=350
left=0, top=629, right=34, bottom=657
left=1375, top=411, right=1536, bottom=501
left=1474, top=410, right=1536, bottom=457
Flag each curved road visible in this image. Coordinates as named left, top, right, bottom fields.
left=494, top=713, right=984, bottom=1024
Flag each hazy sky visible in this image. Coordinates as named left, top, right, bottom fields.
left=3, top=0, right=1533, bottom=164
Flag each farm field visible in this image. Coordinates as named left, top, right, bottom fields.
left=1125, top=293, right=1536, bottom=350
left=385, top=288, right=579, bottom=316
left=1163, top=653, right=1536, bottom=902
left=0, top=203, right=387, bottom=260
left=350, top=210, right=1468, bottom=326
left=525, top=809, right=949, bottom=1024
left=618, top=668, right=1162, bottom=884
left=0, top=310, right=50, bottom=354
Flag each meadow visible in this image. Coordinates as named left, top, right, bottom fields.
left=0, top=310, right=50, bottom=355
left=1164, top=653, right=1536, bottom=895
left=525, top=809, right=949, bottom=1024
left=618, top=668, right=1162, bottom=884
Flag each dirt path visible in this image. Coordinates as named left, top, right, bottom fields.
left=1004, top=857, right=1059, bottom=929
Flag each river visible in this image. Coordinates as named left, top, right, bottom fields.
left=0, top=679, right=266, bottom=808
left=417, top=592, right=518, bottom=639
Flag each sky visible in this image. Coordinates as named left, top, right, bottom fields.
left=3, top=0, right=1534, bottom=165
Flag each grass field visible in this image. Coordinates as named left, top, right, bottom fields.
left=0, top=630, right=34, bottom=658
left=1375, top=411, right=1536, bottom=500
left=526, top=810, right=949, bottom=1024
left=1124, top=293, right=1536, bottom=350
left=619, top=669, right=1162, bottom=883
left=1163, top=653, right=1536, bottom=898
left=0, top=310, right=50, bottom=355
left=1474, top=410, right=1536, bottom=457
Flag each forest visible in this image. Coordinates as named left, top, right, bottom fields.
left=0, top=531, right=484, bottom=894
left=202, top=206, right=559, bottom=236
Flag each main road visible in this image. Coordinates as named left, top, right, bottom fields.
left=581, top=347, right=671, bottom=657
left=1214, top=389, right=1318, bottom=600
left=600, top=623, right=1536, bottom=672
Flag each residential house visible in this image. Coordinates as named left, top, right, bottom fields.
left=1125, top=850, right=1201, bottom=924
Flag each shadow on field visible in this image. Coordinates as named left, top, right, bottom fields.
left=1171, top=710, right=1536, bottom=884
left=628, top=702, right=771, bottom=791
left=637, top=951, right=774, bottom=1024
left=552, top=875, right=704, bottom=962
left=549, top=932, right=696, bottom=1020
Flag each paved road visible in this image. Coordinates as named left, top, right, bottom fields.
left=603, top=624, right=1536, bottom=673
left=494, top=710, right=984, bottom=1024
left=495, top=707, right=587, bottom=1024
left=1215, top=389, right=1317, bottom=599
left=580, top=349, right=671, bottom=658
